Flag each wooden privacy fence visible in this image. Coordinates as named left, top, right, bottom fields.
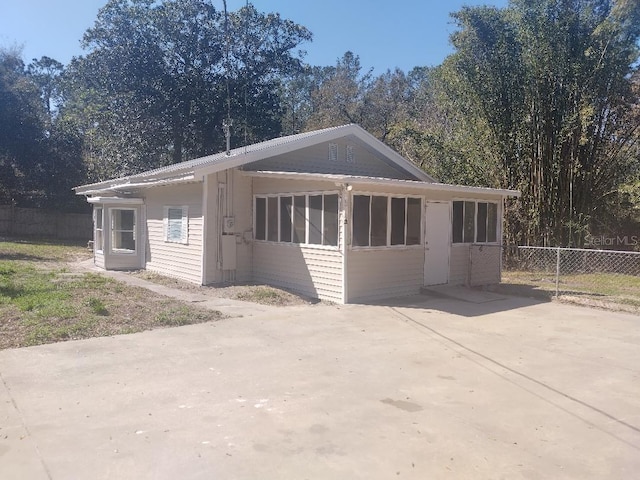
left=0, top=205, right=92, bottom=241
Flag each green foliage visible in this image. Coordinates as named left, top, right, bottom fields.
left=63, top=0, right=311, bottom=180
left=0, top=49, right=86, bottom=210
left=444, top=0, right=640, bottom=245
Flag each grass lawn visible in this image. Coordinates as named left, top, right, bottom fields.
left=0, top=238, right=222, bottom=349
left=501, top=270, right=640, bottom=311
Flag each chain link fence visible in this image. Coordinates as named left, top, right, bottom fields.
left=502, top=246, right=640, bottom=309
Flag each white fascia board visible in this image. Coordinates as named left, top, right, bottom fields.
left=242, top=170, right=520, bottom=198
left=87, top=197, right=144, bottom=205
left=76, top=174, right=197, bottom=196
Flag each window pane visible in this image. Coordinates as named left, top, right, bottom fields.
left=463, top=201, right=475, bottom=243
left=308, top=195, right=323, bottom=245
left=95, top=208, right=103, bottom=251
left=352, top=195, right=370, bottom=247
left=112, top=209, right=135, bottom=251
left=267, top=197, right=278, bottom=242
left=255, top=197, right=266, bottom=240
left=114, top=231, right=135, bottom=250
left=487, top=203, right=498, bottom=242
left=118, top=210, right=134, bottom=231
left=280, top=196, right=292, bottom=243
left=390, top=197, right=406, bottom=245
left=371, top=196, right=387, bottom=246
left=293, top=195, right=306, bottom=243
left=406, top=198, right=421, bottom=245
left=167, top=207, right=183, bottom=242
left=452, top=201, right=463, bottom=243
left=477, top=202, right=487, bottom=243
left=323, top=194, right=338, bottom=246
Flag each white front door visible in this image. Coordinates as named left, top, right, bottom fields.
left=424, top=201, right=450, bottom=286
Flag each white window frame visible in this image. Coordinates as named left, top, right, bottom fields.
left=110, top=208, right=137, bottom=254
left=253, top=192, right=340, bottom=249
left=163, top=205, right=189, bottom=244
left=351, top=193, right=423, bottom=250
left=451, top=199, right=499, bottom=245
left=94, top=207, right=104, bottom=253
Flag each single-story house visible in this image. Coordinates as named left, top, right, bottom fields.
left=75, top=124, right=519, bottom=303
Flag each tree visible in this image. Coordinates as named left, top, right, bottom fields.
left=27, top=56, right=64, bottom=123
left=0, top=49, right=46, bottom=204
left=446, top=0, right=640, bottom=245
left=63, top=0, right=311, bottom=180
left=305, top=52, right=373, bottom=130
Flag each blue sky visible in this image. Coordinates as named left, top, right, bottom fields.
left=1, top=0, right=508, bottom=73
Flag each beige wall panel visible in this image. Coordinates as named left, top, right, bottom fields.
left=253, top=243, right=343, bottom=302
left=144, top=183, right=203, bottom=284
left=347, top=249, right=424, bottom=302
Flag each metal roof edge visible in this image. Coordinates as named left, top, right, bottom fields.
left=243, top=171, right=520, bottom=197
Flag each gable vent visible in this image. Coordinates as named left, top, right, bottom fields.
left=328, top=143, right=338, bottom=161
left=346, top=145, right=355, bottom=163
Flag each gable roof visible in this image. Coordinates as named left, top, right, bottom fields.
left=75, top=124, right=435, bottom=195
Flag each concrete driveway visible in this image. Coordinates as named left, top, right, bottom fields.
left=1, top=294, right=639, bottom=479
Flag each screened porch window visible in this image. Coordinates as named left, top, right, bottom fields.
left=254, top=193, right=339, bottom=247
left=352, top=195, right=421, bottom=247
left=111, top=209, right=136, bottom=253
left=452, top=201, right=498, bottom=243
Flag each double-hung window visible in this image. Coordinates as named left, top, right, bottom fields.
left=254, top=193, right=339, bottom=247
left=452, top=201, right=498, bottom=243
left=164, top=206, right=188, bottom=244
left=94, top=207, right=104, bottom=252
left=352, top=195, right=421, bottom=247
left=111, top=209, right=136, bottom=253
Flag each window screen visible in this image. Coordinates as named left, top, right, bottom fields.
left=293, top=195, right=306, bottom=243
left=487, top=203, right=498, bottom=242
left=255, top=197, right=266, bottom=240
left=352, top=195, right=371, bottom=247
left=308, top=195, right=323, bottom=245
left=323, top=194, right=338, bottom=246
left=370, top=196, right=387, bottom=246
left=280, top=196, right=292, bottom=243
left=267, top=197, right=278, bottom=242
left=463, top=201, right=475, bottom=243
left=406, top=198, right=421, bottom=245
left=477, top=202, right=488, bottom=243
left=390, top=197, right=406, bottom=245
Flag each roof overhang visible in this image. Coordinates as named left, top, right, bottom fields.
left=243, top=171, right=521, bottom=198
left=75, top=174, right=198, bottom=196
left=86, top=196, right=145, bottom=205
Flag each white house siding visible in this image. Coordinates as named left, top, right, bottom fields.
left=246, top=140, right=415, bottom=180
left=144, top=182, right=203, bottom=284
left=347, top=249, right=424, bottom=302
left=94, top=252, right=105, bottom=269
left=253, top=243, right=343, bottom=302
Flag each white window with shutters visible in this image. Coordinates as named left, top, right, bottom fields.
left=164, top=206, right=189, bottom=244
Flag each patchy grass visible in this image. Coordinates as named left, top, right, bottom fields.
left=0, top=239, right=223, bottom=349
left=233, top=286, right=293, bottom=305
left=500, top=270, right=640, bottom=312
left=129, top=270, right=318, bottom=306
left=0, top=237, right=92, bottom=263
